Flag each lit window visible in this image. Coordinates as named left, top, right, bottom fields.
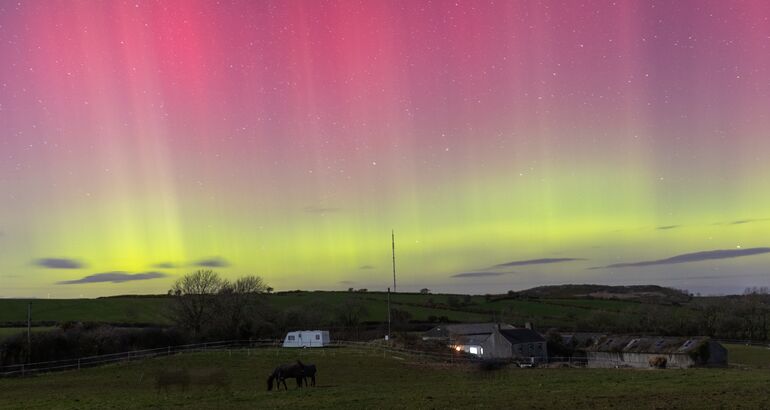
left=469, top=347, right=478, bottom=355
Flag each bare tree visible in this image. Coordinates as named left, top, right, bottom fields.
left=335, top=300, right=368, bottom=340
left=216, top=275, right=270, bottom=338
left=169, top=270, right=225, bottom=336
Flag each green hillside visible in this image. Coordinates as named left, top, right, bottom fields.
left=0, top=297, right=172, bottom=325
left=0, top=290, right=686, bottom=332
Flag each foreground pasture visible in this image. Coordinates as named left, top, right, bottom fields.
left=0, top=347, right=769, bottom=409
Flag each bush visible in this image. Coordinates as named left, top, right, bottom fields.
left=0, top=324, right=188, bottom=366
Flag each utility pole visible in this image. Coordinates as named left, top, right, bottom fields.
left=386, top=287, right=391, bottom=341
left=27, top=302, right=32, bottom=363
left=391, top=229, right=396, bottom=293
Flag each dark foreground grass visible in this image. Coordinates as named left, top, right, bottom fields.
left=1, top=348, right=769, bottom=409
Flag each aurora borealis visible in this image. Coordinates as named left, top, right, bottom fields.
left=1, top=1, right=769, bottom=298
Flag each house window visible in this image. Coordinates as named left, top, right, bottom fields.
left=288, top=335, right=295, bottom=341
left=469, top=347, right=479, bottom=355
left=315, top=334, right=320, bottom=340
left=529, top=344, right=534, bottom=350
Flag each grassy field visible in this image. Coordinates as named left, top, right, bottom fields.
left=0, top=327, right=55, bottom=340
left=0, top=297, right=171, bottom=325
left=0, top=347, right=769, bottom=409
left=0, top=291, right=685, bottom=330
left=724, top=343, right=770, bottom=368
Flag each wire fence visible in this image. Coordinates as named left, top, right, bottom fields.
left=0, top=339, right=484, bottom=378
left=1, top=339, right=673, bottom=378
left=0, top=339, right=273, bottom=377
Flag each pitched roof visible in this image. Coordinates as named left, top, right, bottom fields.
left=424, top=323, right=514, bottom=339
left=585, top=335, right=712, bottom=354
left=455, top=333, right=491, bottom=346
left=499, top=329, right=546, bottom=344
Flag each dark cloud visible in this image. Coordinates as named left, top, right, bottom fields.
left=152, top=262, right=178, bottom=269
left=451, top=271, right=509, bottom=278
left=57, top=271, right=167, bottom=285
left=34, top=258, right=85, bottom=269
left=195, top=257, right=230, bottom=268
left=493, top=258, right=584, bottom=268
left=731, top=218, right=769, bottom=225
left=359, top=265, right=375, bottom=270
left=656, top=225, right=680, bottom=230
left=303, top=206, right=341, bottom=214
left=593, top=247, right=770, bottom=269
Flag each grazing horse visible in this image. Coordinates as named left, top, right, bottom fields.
left=155, top=368, right=190, bottom=394
left=300, top=363, right=317, bottom=387
left=267, top=362, right=304, bottom=391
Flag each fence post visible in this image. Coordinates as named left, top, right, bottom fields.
left=78, top=358, right=81, bottom=370
left=167, top=346, right=171, bottom=356
left=21, top=364, right=24, bottom=377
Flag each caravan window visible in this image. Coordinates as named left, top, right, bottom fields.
left=288, top=335, right=295, bottom=341
left=315, top=334, right=320, bottom=340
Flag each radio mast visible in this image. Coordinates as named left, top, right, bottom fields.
left=391, top=229, right=397, bottom=292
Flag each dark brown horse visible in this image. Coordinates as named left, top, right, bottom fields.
left=267, top=362, right=304, bottom=391
left=300, top=363, right=317, bottom=387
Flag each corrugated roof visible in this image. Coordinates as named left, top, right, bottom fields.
left=585, top=335, right=711, bottom=354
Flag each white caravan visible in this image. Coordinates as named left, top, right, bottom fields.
left=282, top=330, right=331, bottom=348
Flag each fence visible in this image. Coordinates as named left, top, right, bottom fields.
left=0, top=339, right=279, bottom=377
left=0, top=339, right=483, bottom=378
left=1, top=339, right=657, bottom=378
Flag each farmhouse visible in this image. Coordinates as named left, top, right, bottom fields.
left=584, top=335, right=727, bottom=368
left=282, top=330, right=330, bottom=348
left=424, top=323, right=548, bottom=361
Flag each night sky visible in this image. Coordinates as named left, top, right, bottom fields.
left=1, top=1, right=769, bottom=298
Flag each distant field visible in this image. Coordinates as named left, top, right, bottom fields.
left=724, top=343, right=770, bottom=368
left=0, top=291, right=685, bottom=329
left=0, top=327, right=55, bottom=340
left=0, top=297, right=172, bottom=325
left=0, top=348, right=769, bottom=409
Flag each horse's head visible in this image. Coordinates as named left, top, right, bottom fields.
left=267, top=374, right=274, bottom=391
left=296, top=360, right=305, bottom=368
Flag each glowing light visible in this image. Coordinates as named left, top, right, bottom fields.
left=1, top=1, right=770, bottom=297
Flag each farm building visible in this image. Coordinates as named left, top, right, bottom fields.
left=282, top=330, right=330, bottom=348
left=422, top=323, right=515, bottom=341
left=424, top=323, right=548, bottom=361
left=584, top=336, right=727, bottom=368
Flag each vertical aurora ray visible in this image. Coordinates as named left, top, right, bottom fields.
left=1, top=0, right=769, bottom=297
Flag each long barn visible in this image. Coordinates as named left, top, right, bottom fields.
left=585, top=335, right=727, bottom=368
